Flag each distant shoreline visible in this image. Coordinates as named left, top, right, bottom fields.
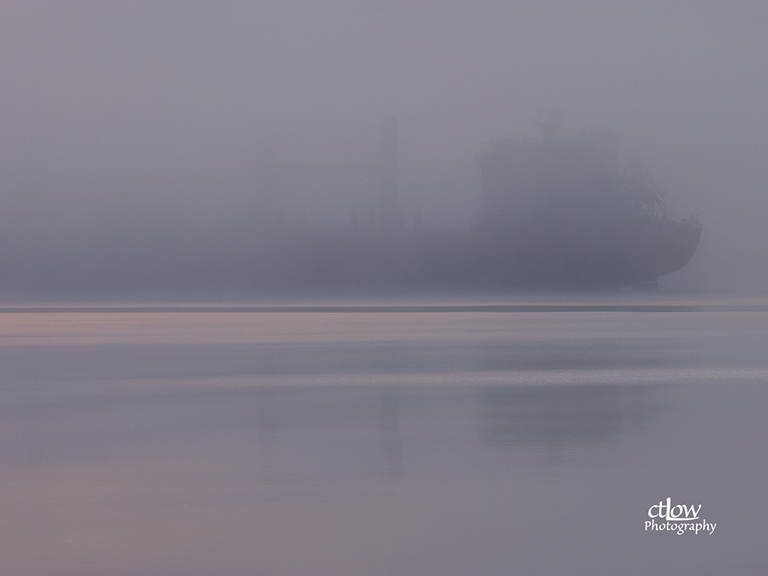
left=1, top=304, right=767, bottom=314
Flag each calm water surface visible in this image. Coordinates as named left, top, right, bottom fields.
left=1, top=298, right=767, bottom=576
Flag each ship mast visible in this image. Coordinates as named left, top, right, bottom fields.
left=377, top=117, right=399, bottom=230
left=255, top=118, right=400, bottom=229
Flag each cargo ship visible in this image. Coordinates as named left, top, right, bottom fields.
left=0, top=115, right=701, bottom=299
left=254, top=113, right=701, bottom=292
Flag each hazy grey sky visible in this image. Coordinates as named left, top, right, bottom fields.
left=1, top=1, right=767, bottom=293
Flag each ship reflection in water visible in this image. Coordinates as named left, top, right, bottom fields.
left=1, top=303, right=767, bottom=576
left=481, top=383, right=655, bottom=450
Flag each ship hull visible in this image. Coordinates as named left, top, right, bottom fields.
left=252, top=216, right=701, bottom=292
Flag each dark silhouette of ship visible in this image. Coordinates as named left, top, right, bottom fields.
left=251, top=113, right=701, bottom=293
left=0, top=114, right=701, bottom=299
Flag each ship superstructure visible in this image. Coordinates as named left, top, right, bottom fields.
left=238, top=114, right=702, bottom=292
left=471, top=112, right=701, bottom=289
